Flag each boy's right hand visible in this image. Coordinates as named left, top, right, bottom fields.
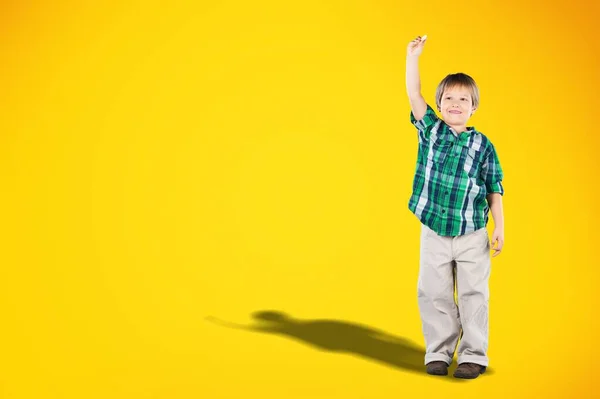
left=407, top=35, right=427, bottom=57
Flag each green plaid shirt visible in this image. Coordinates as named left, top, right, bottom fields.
left=409, top=104, right=504, bottom=237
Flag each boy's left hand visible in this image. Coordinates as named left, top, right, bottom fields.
left=491, top=228, right=504, bottom=257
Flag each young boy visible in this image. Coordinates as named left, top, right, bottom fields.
left=405, top=35, right=505, bottom=379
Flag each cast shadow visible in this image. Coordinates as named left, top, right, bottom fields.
left=206, top=310, right=493, bottom=379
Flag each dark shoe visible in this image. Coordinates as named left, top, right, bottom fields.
left=426, top=361, right=448, bottom=376
left=453, top=363, right=486, bottom=379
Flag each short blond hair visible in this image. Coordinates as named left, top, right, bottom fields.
left=435, top=73, right=480, bottom=111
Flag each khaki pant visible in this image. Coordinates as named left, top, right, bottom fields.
left=418, top=223, right=491, bottom=367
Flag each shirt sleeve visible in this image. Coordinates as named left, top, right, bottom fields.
left=481, top=143, right=504, bottom=195
left=410, top=104, right=439, bottom=143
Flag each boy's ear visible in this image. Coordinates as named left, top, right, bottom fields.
left=471, top=107, right=477, bottom=115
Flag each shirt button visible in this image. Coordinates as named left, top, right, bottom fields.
left=442, top=210, right=446, bottom=214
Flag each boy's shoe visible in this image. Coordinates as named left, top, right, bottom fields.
left=453, top=363, right=486, bottom=379
left=426, top=361, right=448, bottom=376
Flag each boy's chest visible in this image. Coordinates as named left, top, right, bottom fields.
left=425, top=131, right=486, bottom=179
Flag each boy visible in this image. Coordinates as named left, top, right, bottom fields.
left=405, top=35, right=505, bottom=379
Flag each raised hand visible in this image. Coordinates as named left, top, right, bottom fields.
left=407, top=35, right=427, bottom=57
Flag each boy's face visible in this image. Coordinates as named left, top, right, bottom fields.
left=439, top=85, right=476, bottom=126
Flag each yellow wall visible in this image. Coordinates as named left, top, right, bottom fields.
left=0, top=1, right=596, bottom=397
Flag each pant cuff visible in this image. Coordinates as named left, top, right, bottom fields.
left=457, top=354, right=488, bottom=367
left=424, top=353, right=452, bottom=366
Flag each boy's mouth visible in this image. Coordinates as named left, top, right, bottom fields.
left=448, top=110, right=462, bottom=114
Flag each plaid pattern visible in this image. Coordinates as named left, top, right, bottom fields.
left=409, top=104, right=504, bottom=237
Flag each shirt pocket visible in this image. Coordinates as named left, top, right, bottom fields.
left=427, top=140, right=451, bottom=166
left=463, top=147, right=483, bottom=179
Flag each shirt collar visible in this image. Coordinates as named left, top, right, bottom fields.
left=448, top=125, right=476, bottom=135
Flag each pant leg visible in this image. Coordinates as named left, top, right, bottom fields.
left=418, top=224, right=461, bottom=365
left=454, top=227, right=491, bottom=367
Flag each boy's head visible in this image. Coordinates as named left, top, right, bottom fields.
left=435, top=73, right=479, bottom=126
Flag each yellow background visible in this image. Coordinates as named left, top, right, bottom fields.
left=0, top=0, right=597, bottom=398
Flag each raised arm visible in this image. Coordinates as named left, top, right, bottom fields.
left=406, top=35, right=428, bottom=121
